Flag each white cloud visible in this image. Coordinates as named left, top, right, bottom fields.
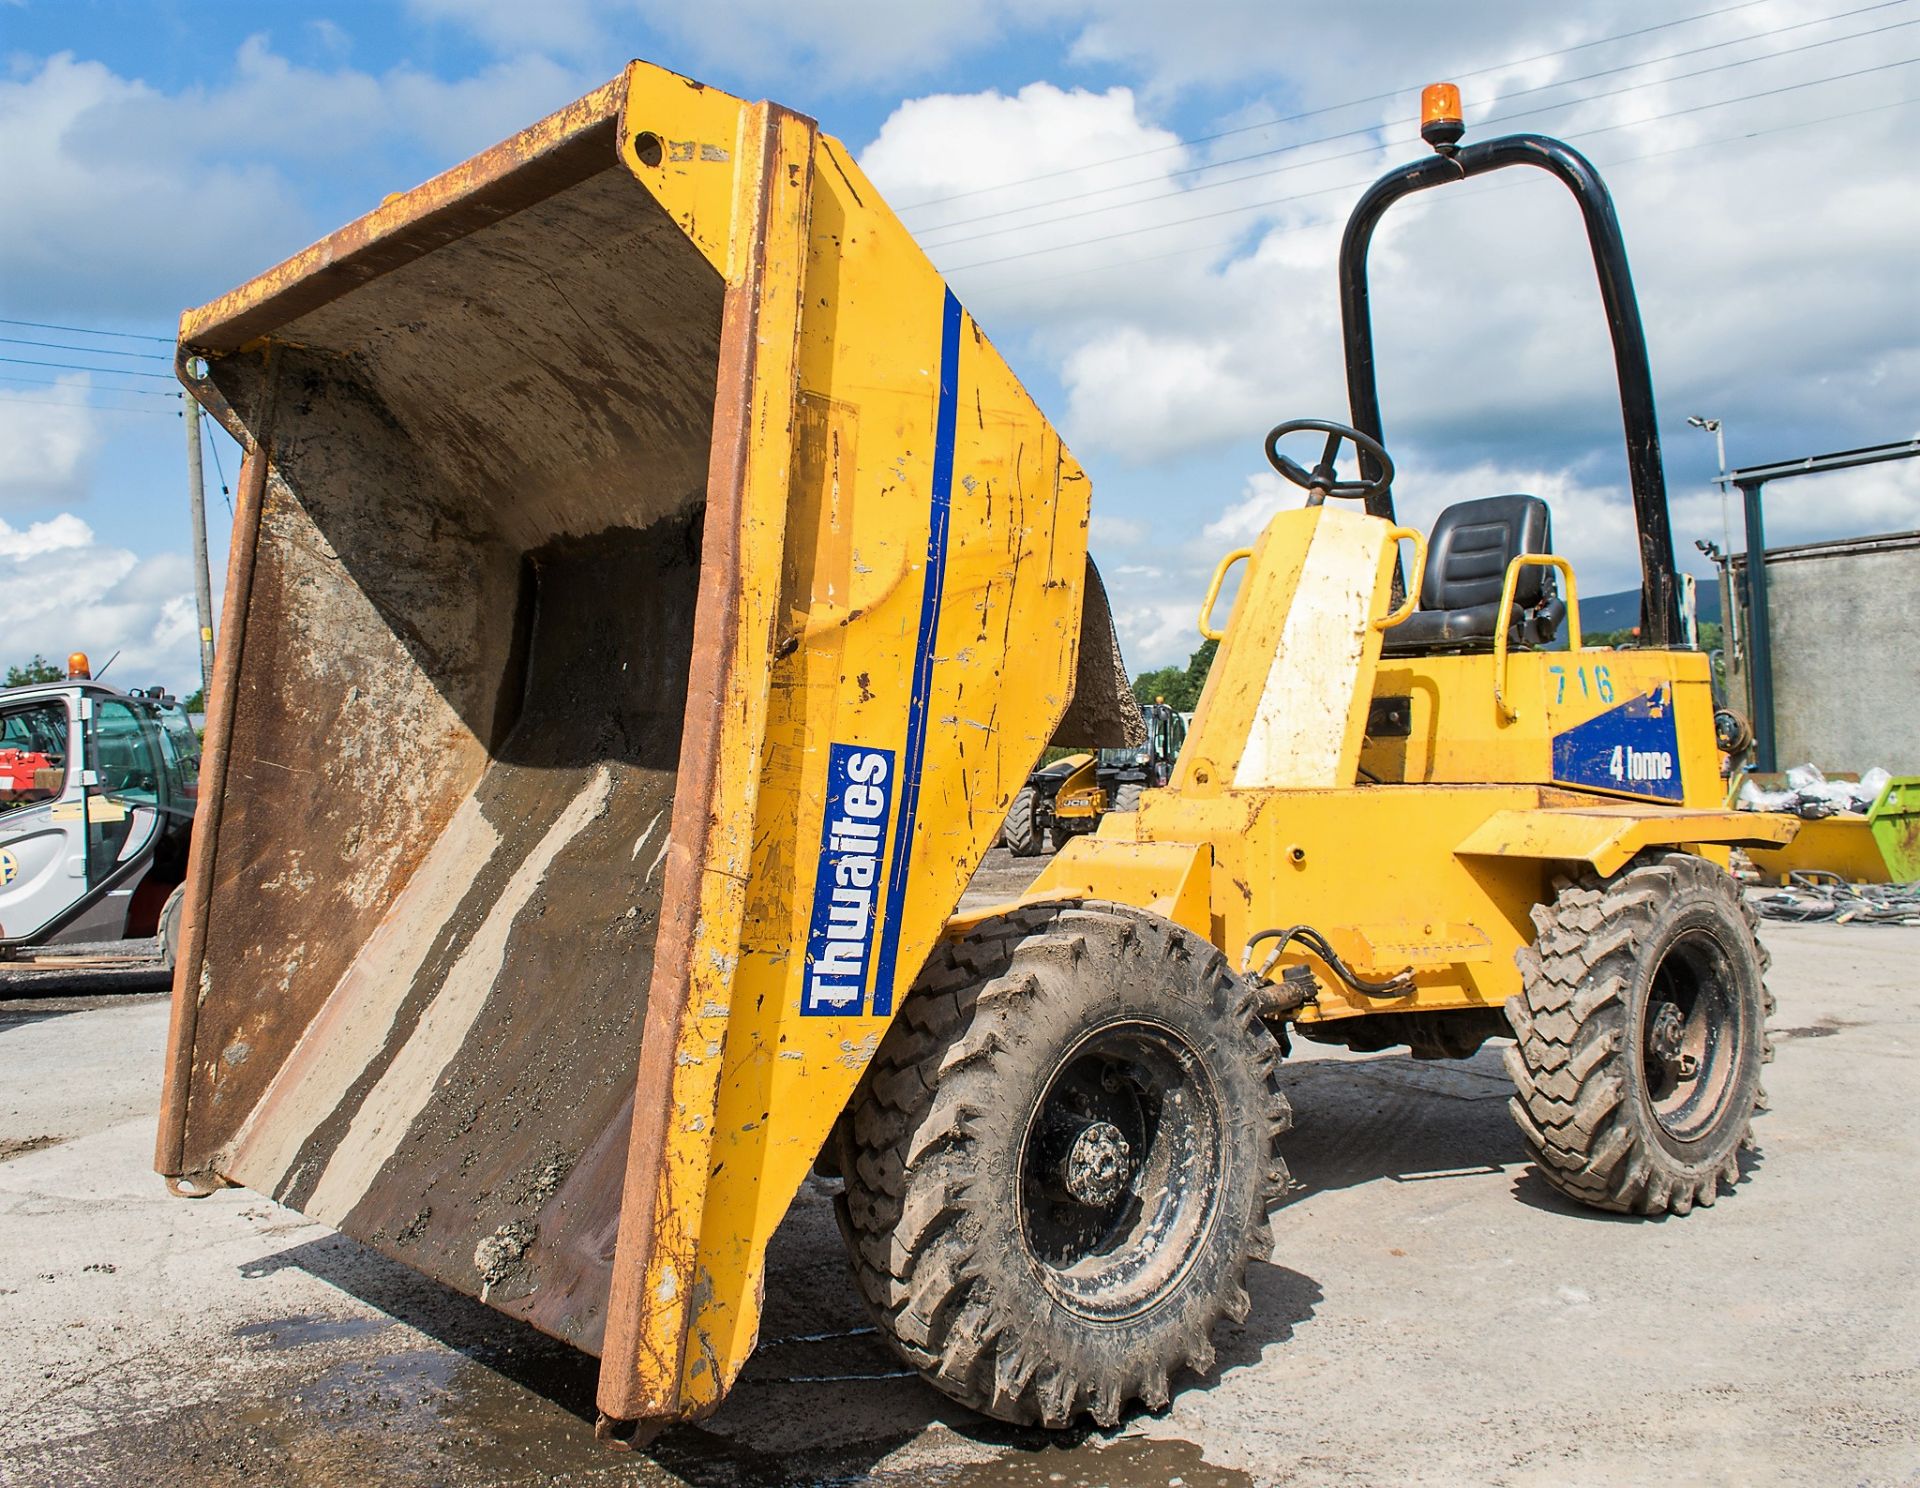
left=0, top=379, right=98, bottom=509
left=0, top=53, right=303, bottom=319
left=853, top=8, right=1919, bottom=688
left=862, top=82, right=1185, bottom=221
left=0, top=513, right=94, bottom=559
left=0, top=516, right=199, bottom=690
left=1679, top=458, right=1920, bottom=553
left=0, top=42, right=594, bottom=318
left=1198, top=469, right=1291, bottom=548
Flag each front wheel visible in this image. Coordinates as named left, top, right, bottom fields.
left=1505, top=852, right=1772, bottom=1216
left=1002, top=786, right=1045, bottom=858
left=837, top=905, right=1289, bottom=1427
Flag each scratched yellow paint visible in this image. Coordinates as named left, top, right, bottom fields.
left=605, top=64, right=1089, bottom=1422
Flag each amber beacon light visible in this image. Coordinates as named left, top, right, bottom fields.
left=1420, top=82, right=1464, bottom=152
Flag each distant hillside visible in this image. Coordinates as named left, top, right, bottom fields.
left=1579, top=583, right=1721, bottom=635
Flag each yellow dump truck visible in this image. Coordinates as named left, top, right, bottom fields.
left=161, top=66, right=1795, bottom=1437
left=157, top=61, right=1136, bottom=1435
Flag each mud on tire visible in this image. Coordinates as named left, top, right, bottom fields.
left=1505, top=851, right=1774, bottom=1217
left=836, top=904, right=1289, bottom=1427
left=1002, top=786, right=1045, bottom=858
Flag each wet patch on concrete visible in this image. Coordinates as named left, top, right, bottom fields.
left=10, top=1324, right=1256, bottom=1488
left=913, top=1435, right=1253, bottom=1487
left=1773, top=1018, right=1857, bottom=1041
left=9, top=1347, right=683, bottom=1488
left=233, top=1314, right=398, bottom=1349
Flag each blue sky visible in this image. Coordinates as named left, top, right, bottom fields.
left=2, top=0, right=1916, bottom=691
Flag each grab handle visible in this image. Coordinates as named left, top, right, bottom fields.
left=1371, top=526, right=1429, bottom=632
left=1493, top=554, right=1581, bottom=721
left=1198, top=548, right=1253, bottom=641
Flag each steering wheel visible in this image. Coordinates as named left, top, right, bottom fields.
left=1263, top=418, right=1395, bottom=505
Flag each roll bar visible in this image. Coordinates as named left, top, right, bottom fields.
left=1337, top=132, right=1682, bottom=649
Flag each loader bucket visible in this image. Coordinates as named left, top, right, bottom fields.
left=157, top=64, right=1136, bottom=1429
left=1745, top=775, right=1920, bottom=885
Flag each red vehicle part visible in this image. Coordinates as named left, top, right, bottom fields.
left=0, top=749, right=56, bottom=794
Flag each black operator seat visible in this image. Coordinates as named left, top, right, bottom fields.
left=1380, top=494, right=1566, bottom=655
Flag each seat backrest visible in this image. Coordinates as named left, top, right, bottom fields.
left=1420, top=494, right=1552, bottom=611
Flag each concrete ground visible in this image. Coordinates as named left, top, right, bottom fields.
left=2, top=855, right=1916, bottom=1487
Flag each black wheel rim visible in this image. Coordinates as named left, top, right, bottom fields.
left=1637, top=926, right=1745, bottom=1144
left=1017, top=1018, right=1223, bottom=1322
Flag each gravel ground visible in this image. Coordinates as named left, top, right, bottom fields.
left=1, top=856, right=1915, bottom=1487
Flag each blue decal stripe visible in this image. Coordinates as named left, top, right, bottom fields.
left=870, top=287, right=963, bottom=1016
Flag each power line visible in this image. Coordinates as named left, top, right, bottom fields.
left=978, top=94, right=1918, bottom=295
left=916, top=0, right=1912, bottom=241
left=0, top=373, right=182, bottom=397
left=926, top=14, right=1920, bottom=252
left=201, top=416, right=234, bottom=515
left=0, top=396, right=181, bottom=416
left=940, top=53, right=1920, bottom=273
left=0, top=355, right=178, bottom=380
left=0, top=334, right=171, bottom=362
left=0, top=317, right=173, bottom=344
left=896, top=0, right=1782, bottom=213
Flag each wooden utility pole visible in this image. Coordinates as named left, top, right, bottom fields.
left=184, top=396, right=216, bottom=701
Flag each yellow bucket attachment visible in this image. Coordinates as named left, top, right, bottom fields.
left=157, top=62, right=1135, bottom=1428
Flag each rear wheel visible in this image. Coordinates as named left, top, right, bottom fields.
left=1111, top=782, right=1143, bottom=814
left=1003, top=786, right=1045, bottom=858
left=837, top=905, right=1289, bottom=1427
left=1505, top=852, right=1772, bottom=1216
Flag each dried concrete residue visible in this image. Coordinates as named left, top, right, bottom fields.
left=525, top=1157, right=571, bottom=1205
left=474, top=1221, right=538, bottom=1301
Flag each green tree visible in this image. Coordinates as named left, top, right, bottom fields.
left=182, top=687, right=207, bottom=713
left=1131, top=637, right=1218, bottom=712
left=1130, top=664, right=1187, bottom=710
left=1181, top=637, right=1217, bottom=703
left=6, top=655, right=63, bottom=687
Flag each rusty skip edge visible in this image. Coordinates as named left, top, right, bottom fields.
left=597, top=101, right=808, bottom=1430
left=154, top=345, right=280, bottom=1181
left=175, top=71, right=635, bottom=381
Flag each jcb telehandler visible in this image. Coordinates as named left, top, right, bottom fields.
left=159, top=67, right=1793, bottom=1442
left=1002, top=699, right=1189, bottom=856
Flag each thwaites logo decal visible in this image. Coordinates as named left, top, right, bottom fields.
left=801, top=743, right=898, bottom=1016
left=1551, top=686, right=1685, bottom=802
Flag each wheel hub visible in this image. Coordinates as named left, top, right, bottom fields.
left=1018, top=1017, right=1227, bottom=1322
left=1645, top=999, right=1694, bottom=1078
left=1062, top=1120, right=1133, bottom=1206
